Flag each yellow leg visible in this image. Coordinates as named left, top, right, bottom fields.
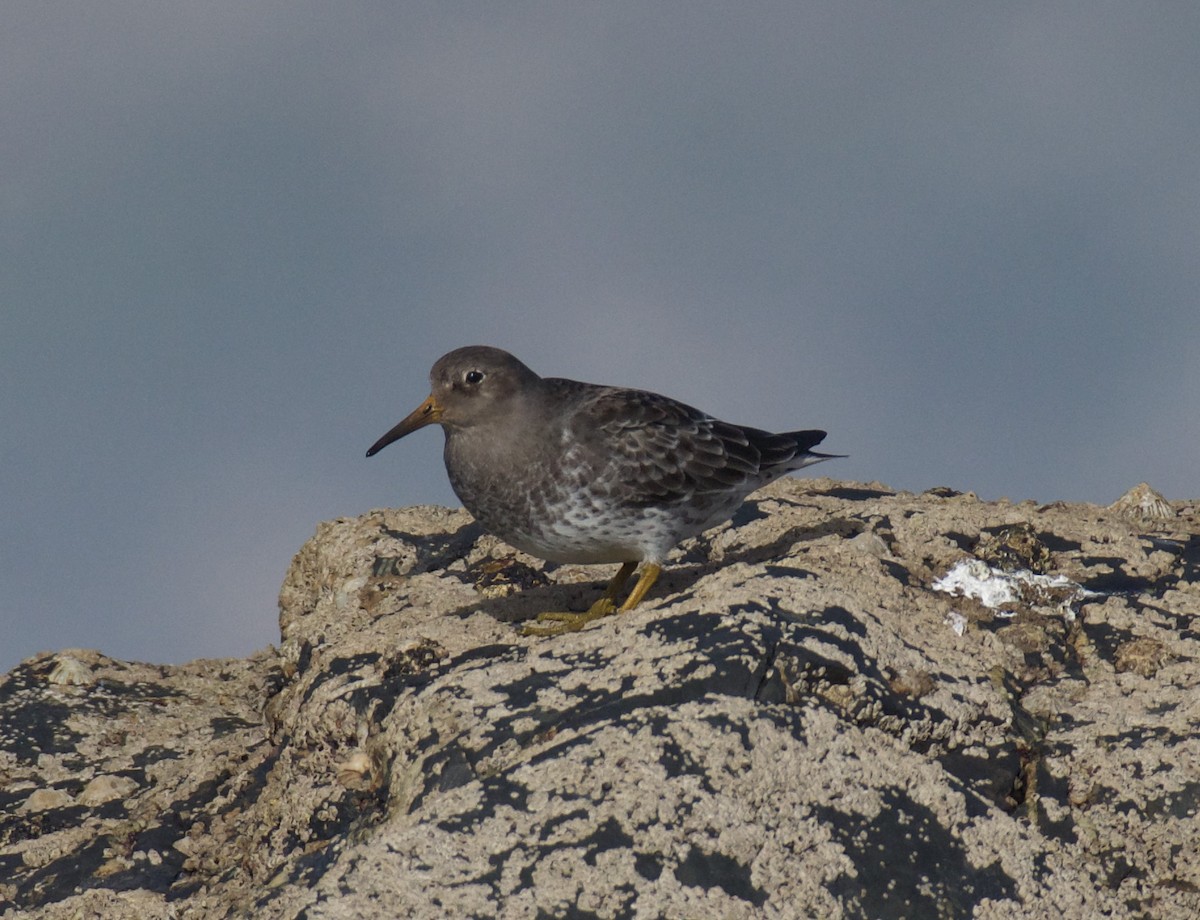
left=619, top=562, right=661, bottom=611
left=603, top=561, right=639, bottom=604
left=523, top=561, right=655, bottom=636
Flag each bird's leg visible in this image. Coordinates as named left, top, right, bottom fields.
left=523, top=561, right=649, bottom=636
left=600, top=560, right=639, bottom=607
left=618, top=562, right=661, bottom=611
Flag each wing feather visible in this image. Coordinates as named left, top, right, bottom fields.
left=562, top=386, right=827, bottom=508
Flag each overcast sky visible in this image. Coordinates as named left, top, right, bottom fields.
left=3, top=3, right=1197, bottom=673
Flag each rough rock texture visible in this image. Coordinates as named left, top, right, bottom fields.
left=2, top=479, right=1198, bottom=918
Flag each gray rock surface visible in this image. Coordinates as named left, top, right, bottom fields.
left=2, top=479, right=1198, bottom=918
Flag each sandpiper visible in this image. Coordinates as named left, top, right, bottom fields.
left=367, top=346, right=840, bottom=634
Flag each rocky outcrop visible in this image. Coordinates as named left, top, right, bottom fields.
left=2, top=479, right=1198, bottom=918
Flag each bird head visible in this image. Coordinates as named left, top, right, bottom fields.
left=366, top=346, right=541, bottom=456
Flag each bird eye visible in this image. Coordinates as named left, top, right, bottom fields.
left=464, top=369, right=485, bottom=385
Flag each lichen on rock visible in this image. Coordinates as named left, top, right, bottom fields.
left=2, top=479, right=1198, bottom=918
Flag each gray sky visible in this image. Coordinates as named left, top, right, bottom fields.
left=3, top=4, right=1198, bottom=673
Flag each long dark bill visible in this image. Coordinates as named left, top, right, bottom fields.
left=365, top=394, right=442, bottom=457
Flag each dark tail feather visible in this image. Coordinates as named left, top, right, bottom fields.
left=743, top=427, right=845, bottom=471
left=786, top=429, right=829, bottom=454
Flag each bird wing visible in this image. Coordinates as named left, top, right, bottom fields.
left=566, top=386, right=824, bottom=507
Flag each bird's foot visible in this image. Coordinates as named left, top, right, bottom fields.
left=521, top=596, right=619, bottom=637
left=521, top=562, right=663, bottom=638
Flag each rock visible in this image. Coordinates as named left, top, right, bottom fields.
left=2, top=478, right=1198, bottom=918
left=1109, top=482, right=1176, bottom=521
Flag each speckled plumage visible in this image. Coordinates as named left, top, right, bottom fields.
left=367, top=346, right=840, bottom=627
